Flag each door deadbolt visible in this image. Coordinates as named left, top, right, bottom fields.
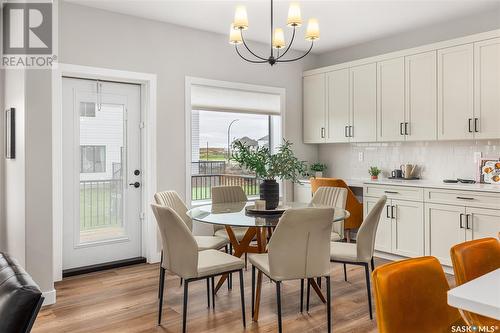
left=134, top=169, right=141, bottom=176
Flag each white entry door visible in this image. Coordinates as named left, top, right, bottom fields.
left=62, top=78, right=142, bottom=270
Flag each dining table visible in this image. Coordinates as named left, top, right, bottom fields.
left=447, top=268, right=500, bottom=321
left=187, top=201, right=350, bottom=321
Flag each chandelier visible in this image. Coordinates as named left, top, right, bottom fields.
left=229, top=0, right=320, bottom=66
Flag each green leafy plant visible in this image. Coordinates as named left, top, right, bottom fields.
left=310, top=163, right=327, bottom=172
left=231, top=139, right=307, bottom=182
left=368, top=166, right=382, bottom=177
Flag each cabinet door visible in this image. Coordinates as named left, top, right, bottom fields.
left=377, top=57, right=405, bottom=142
left=350, top=63, right=377, bottom=142
left=392, top=200, right=424, bottom=257
left=366, top=197, right=392, bottom=253
left=303, top=74, right=326, bottom=143
left=405, top=51, right=437, bottom=141
left=437, top=44, right=474, bottom=140
left=425, top=203, right=466, bottom=266
left=326, top=69, right=350, bottom=143
left=466, top=207, right=500, bottom=241
left=474, top=38, right=500, bottom=140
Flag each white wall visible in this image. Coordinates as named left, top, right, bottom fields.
left=59, top=2, right=320, bottom=202
left=317, top=7, right=500, bottom=67
left=3, top=69, right=26, bottom=266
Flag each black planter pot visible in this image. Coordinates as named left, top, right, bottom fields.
left=260, top=179, right=279, bottom=210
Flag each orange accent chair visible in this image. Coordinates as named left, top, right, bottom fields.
left=450, top=238, right=500, bottom=327
left=372, top=256, right=465, bottom=333
left=310, top=178, right=363, bottom=242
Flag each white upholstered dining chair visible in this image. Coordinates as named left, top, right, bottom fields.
left=310, top=186, right=348, bottom=242
left=211, top=185, right=249, bottom=241
left=249, top=207, right=335, bottom=333
left=151, top=204, right=246, bottom=333
left=328, top=195, right=387, bottom=320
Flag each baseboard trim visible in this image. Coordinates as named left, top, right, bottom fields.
left=42, top=289, right=56, bottom=306
left=62, top=257, right=146, bottom=278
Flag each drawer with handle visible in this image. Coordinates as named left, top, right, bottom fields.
left=424, top=188, right=500, bottom=209
left=364, top=184, right=424, bottom=201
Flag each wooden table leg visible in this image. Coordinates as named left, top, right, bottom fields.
left=252, top=226, right=268, bottom=321
left=309, top=279, right=326, bottom=304
left=214, top=226, right=257, bottom=293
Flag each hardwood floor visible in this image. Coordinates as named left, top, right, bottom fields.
left=33, top=258, right=454, bottom=333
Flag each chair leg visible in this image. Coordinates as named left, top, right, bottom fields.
left=326, top=276, right=332, bottom=333
left=182, top=280, right=189, bottom=333
left=245, top=252, right=248, bottom=270
left=211, top=276, right=215, bottom=309
left=370, top=257, right=375, bottom=271
left=276, top=281, right=283, bottom=333
left=364, top=263, right=373, bottom=320
left=180, top=278, right=183, bottom=286
left=300, top=279, right=304, bottom=313
left=158, top=251, right=163, bottom=299
left=251, top=266, right=256, bottom=318
left=343, top=263, right=347, bottom=282
left=239, top=270, right=246, bottom=328
left=158, top=267, right=166, bottom=325
left=206, top=278, right=210, bottom=308
left=228, top=244, right=233, bottom=290
left=306, top=279, right=311, bottom=312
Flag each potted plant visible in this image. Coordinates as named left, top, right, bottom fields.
left=231, top=139, right=306, bottom=210
left=369, top=166, right=382, bottom=180
left=310, top=162, right=327, bottom=178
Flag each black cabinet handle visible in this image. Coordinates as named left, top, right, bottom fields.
left=468, top=118, right=473, bottom=133
left=386, top=205, right=391, bottom=219
left=466, top=214, right=472, bottom=230
left=400, top=123, right=404, bottom=136
left=349, top=126, right=353, bottom=137
left=474, top=118, right=479, bottom=133
left=384, top=191, right=399, bottom=194
left=456, top=196, right=474, bottom=200
left=345, top=126, right=349, bottom=138
left=405, top=122, right=409, bottom=135
left=391, top=205, right=396, bottom=219
left=459, top=213, right=464, bottom=229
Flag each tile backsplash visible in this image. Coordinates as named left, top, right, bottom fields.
left=318, top=140, right=500, bottom=181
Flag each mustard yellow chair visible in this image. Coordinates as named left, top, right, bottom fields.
left=372, top=256, right=465, bottom=333
left=310, top=178, right=363, bottom=242
left=450, top=238, right=500, bottom=327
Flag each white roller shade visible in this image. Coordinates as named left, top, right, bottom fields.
left=191, top=84, right=281, bottom=115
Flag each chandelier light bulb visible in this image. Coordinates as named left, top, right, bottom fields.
left=229, top=24, right=243, bottom=45
left=305, top=18, right=320, bottom=41
left=273, top=28, right=286, bottom=49
left=234, top=5, right=249, bottom=30
left=287, top=3, right=302, bottom=27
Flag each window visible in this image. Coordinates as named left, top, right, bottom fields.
left=79, top=102, right=96, bottom=117
left=80, top=145, right=106, bottom=173
left=191, top=110, right=281, bottom=201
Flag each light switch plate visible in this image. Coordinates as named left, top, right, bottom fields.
left=473, top=152, right=482, bottom=164
left=358, top=152, right=364, bottom=162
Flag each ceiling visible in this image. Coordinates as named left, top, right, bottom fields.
left=65, top=0, right=500, bottom=54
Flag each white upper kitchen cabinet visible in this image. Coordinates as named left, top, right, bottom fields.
left=303, top=73, right=326, bottom=143
left=437, top=44, right=474, bottom=141
left=474, top=38, right=500, bottom=140
left=350, top=63, right=377, bottom=143
left=405, top=51, right=437, bottom=141
left=377, top=57, right=405, bottom=142
left=326, top=68, right=350, bottom=143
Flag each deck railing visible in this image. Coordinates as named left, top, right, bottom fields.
left=191, top=174, right=259, bottom=201
left=191, top=161, right=226, bottom=174
left=80, top=179, right=123, bottom=230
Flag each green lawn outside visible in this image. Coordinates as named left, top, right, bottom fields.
left=80, top=184, right=122, bottom=231
left=192, top=184, right=259, bottom=201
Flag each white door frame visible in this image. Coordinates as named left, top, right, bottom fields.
left=52, top=64, right=158, bottom=282
left=184, top=76, right=286, bottom=209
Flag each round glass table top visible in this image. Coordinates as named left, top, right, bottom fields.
left=187, top=201, right=350, bottom=227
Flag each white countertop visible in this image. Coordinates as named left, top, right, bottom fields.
left=448, top=268, right=500, bottom=320
left=298, top=178, right=500, bottom=193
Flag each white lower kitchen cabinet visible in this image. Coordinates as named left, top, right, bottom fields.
left=466, top=207, right=500, bottom=241
left=392, top=200, right=424, bottom=257
left=425, top=203, right=466, bottom=266
left=364, top=182, right=500, bottom=268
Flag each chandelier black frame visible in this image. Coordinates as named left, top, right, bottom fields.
left=232, top=0, right=315, bottom=66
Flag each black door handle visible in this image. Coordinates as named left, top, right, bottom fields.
left=129, top=182, right=141, bottom=188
